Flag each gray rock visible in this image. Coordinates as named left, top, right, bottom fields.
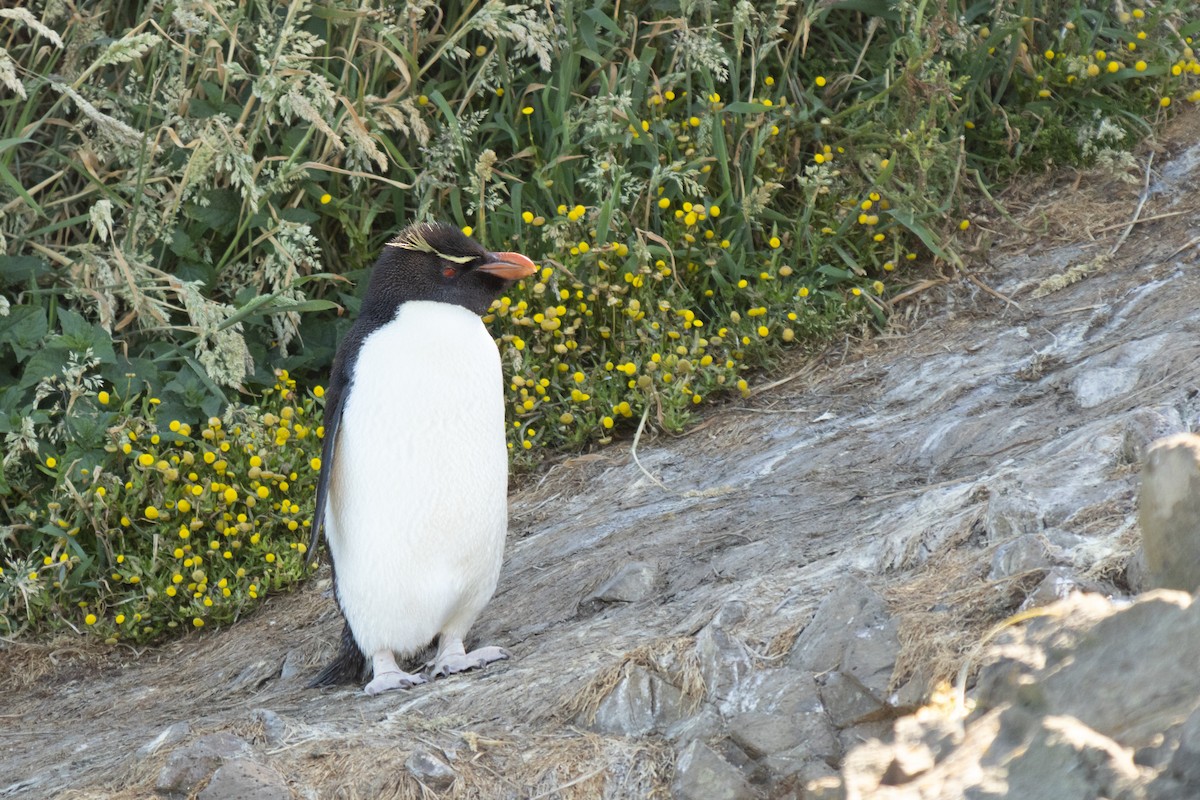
left=1071, top=366, right=1140, bottom=409
left=664, top=702, right=723, bottom=746
left=1019, top=567, right=1092, bottom=611
left=279, top=648, right=306, bottom=681
left=1003, top=715, right=1141, bottom=800
left=979, top=591, right=1200, bottom=749
left=156, top=733, right=253, bottom=797
left=251, top=709, right=287, bottom=747
left=1139, top=434, right=1200, bottom=592
left=138, top=721, right=191, bottom=757
left=984, top=485, right=1044, bottom=543
left=587, top=665, right=686, bottom=737
left=405, top=748, right=456, bottom=791
left=585, top=561, right=658, bottom=604
left=988, top=534, right=1054, bottom=581
left=728, top=711, right=806, bottom=758
left=1165, top=705, right=1200, bottom=788
left=789, top=580, right=899, bottom=701
left=671, top=740, right=756, bottom=800
left=695, top=620, right=754, bottom=708
left=1121, top=406, right=1186, bottom=465
left=820, top=671, right=887, bottom=729
left=197, top=759, right=290, bottom=800
left=731, top=664, right=840, bottom=763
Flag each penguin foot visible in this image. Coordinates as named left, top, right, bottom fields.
left=364, top=669, right=427, bottom=696
left=430, top=645, right=510, bottom=678
left=364, top=649, right=426, bottom=695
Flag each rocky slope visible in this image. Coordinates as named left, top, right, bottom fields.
left=2, top=110, right=1199, bottom=799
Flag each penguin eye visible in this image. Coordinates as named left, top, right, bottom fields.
left=442, top=266, right=457, bottom=278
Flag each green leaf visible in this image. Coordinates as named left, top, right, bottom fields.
left=0, top=255, right=50, bottom=286
left=0, top=305, right=49, bottom=360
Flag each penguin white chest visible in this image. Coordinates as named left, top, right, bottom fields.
left=327, top=300, right=509, bottom=657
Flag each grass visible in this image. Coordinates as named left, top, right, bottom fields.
left=0, top=0, right=1197, bottom=641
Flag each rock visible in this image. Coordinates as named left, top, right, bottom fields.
left=695, top=617, right=754, bottom=709
left=250, top=709, right=287, bottom=747
left=820, top=671, right=888, bottom=729
left=983, top=485, right=1044, bottom=543
left=1121, top=406, right=1186, bottom=465
left=1070, top=366, right=1140, bottom=409
left=735, top=668, right=840, bottom=762
left=156, top=733, right=253, bottom=797
left=728, top=711, right=806, bottom=758
left=988, top=534, right=1054, bottom=580
left=405, top=747, right=456, bottom=791
left=789, top=580, right=899, bottom=702
left=197, top=759, right=290, bottom=800
left=879, top=709, right=964, bottom=784
left=1019, top=567, right=1093, bottom=611
left=586, top=665, right=686, bottom=737
left=664, top=702, right=723, bottom=746
left=978, top=591, right=1200, bottom=749
left=279, top=648, right=306, bottom=681
left=584, top=561, right=658, bottom=605
left=1139, top=434, right=1200, bottom=591
left=1164, top=705, right=1200, bottom=789
left=1003, top=715, right=1142, bottom=800
left=138, top=721, right=192, bottom=758
left=671, top=740, right=756, bottom=800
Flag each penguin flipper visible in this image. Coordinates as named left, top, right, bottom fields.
left=306, top=352, right=350, bottom=567
left=308, top=620, right=367, bottom=687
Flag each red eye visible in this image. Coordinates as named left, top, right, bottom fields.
left=442, top=267, right=457, bottom=278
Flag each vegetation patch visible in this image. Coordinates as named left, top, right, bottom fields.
left=1, top=0, right=1197, bottom=640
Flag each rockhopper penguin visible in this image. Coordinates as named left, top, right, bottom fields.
left=307, top=222, right=537, bottom=695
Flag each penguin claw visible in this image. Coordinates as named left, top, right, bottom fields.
left=364, top=669, right=427, bottom=695
left=429, top=646, right=510, bottom=678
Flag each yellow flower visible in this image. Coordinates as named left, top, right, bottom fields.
left=193, top=618, right=204, bottom=628
left=97, top=391, right=110, bottom=405
left=319, top=193, right=332, bottom=205
left=1107, top=61, right=1120, bottom=73
left=137, top=453, right=154, bottom=467
left=757, top=326, right=769, bottom=337
left=144, top=506, right=160, bottom=520
left=45, top=456, right=57, bottom=468
left=85, top=614, right=97, bottom=625
left=462, top=226, right=473, bottom=237
left=1160, top=97, right=1172, bottom=108
left=115, top=614, right=125, bottom=624
left=959, top=219, right=970, bottom=230
left=769, top=236, right=781, bottom=249
left=815, top=76, right=827, bottom=87
left=1135, top=60, right=1147, bottom=71
left=310, top=457, right=321, bottom=470
left=522, top=211, right=534, bottom=223
left=521, top=106, right=534, bottom=116
left=658, top=198, right=670, bottom=209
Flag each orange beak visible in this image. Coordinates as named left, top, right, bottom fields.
left=478, top=251, right=538, bottom=281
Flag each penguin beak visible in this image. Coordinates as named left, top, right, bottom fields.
left=478, top=251, right=538, bottom=281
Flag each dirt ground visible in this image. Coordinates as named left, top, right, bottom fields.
left=2, top=107, right=1199, bottom=799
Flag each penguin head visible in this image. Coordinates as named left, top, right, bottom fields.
left=364, top=222, right=538, bottom=316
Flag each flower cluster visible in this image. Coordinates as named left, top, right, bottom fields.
left=4, top=372, right=321, bottom=642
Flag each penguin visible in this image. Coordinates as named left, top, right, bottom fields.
left=307, top=222, right=537, bottom=695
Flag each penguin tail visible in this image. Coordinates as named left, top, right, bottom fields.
left=308, top=621, right=366, bottom=688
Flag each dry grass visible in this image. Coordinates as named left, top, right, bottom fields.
left=558, top=637, right=706, bottom=726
